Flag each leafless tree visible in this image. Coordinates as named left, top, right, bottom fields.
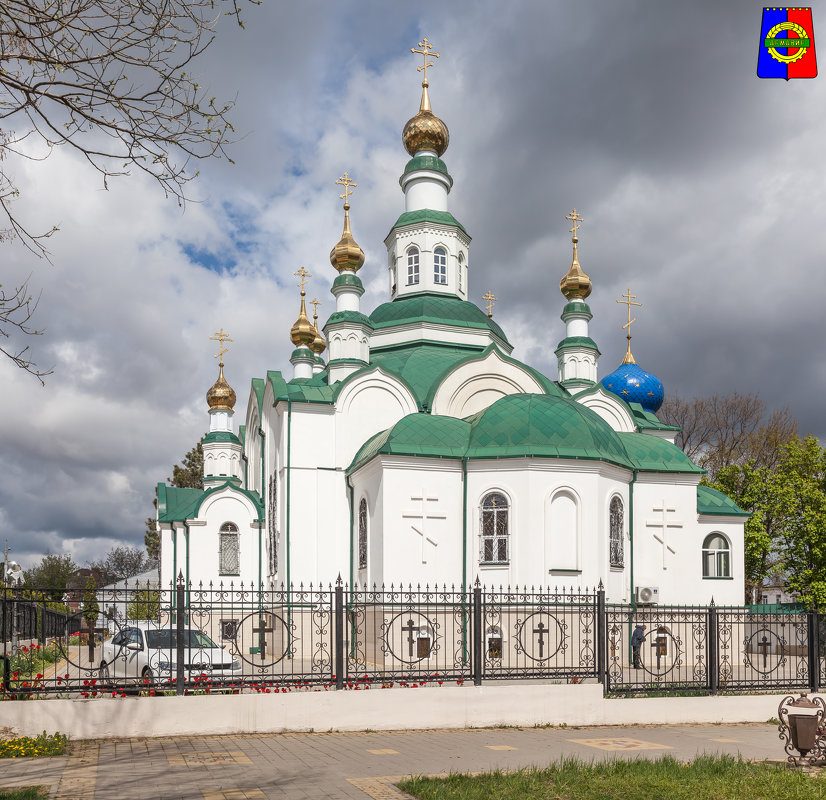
left=0, top=0, right=255, bottom=379
left=0, top=276, right=51, bottom=383
left=659, top=391, right=798, bottom=478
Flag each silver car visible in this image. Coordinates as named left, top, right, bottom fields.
left=98, top=625, right=242, bottom=687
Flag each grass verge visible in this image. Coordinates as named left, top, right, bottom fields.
left=0, top=789, right=49, bottom=800
left=0, top=733, right=68, bottom=758
left=399, top=754, right=825, bottom=800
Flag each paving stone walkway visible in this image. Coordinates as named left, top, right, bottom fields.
left=0, top=723, right=785, bottom=799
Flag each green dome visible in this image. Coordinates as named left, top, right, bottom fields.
left=464, top=394, right=632, bottom=467
left=369, top=293, right=509, bottom=344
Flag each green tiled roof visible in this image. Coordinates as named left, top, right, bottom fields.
left=555, top=336, right=600, bottom=354
left=389, top=209, right=468, bottom=236
left=203, top=431, right=241, bottom=445
left=627, top=403, right=681, bottom=432
left=157, top=482, right=264, bottom=523
left=267, top=370, right=336, bottom=405
left=465, top=394, right=632, bottom=466
left=238, top=425, right=246, bottom=447
left=369, top=293, right=509, bottom=344
left=290, top=347, right=314, bottom=361
left=697, top=485, right=751, bottom=517
left=562, top=301, right=592, bottom=316
left=325, top=310, right=374, bottom=328
left=251, top=378, right=265, bottom=415
left=402, top=155, right=451, bottom=178
left=332, top=273, right=364, bottom=291
left=617, top=432, right=703, bottom=474
left=350, top=414, right=471, bottom=471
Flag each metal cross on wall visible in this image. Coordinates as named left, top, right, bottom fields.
left=402, top=491, right=445, bottom=564
left=645, top=502, right=683, bottom=569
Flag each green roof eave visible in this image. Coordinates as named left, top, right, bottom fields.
left=697, top=485, right=751, bottom=517
left=388, top=209, right=468, bottom=237
left=330, top=362, right=424, bottom=411
left=324, top=310, right=375, bottom=328
left=562, top=301, right=592, bottom=316
left=202, top=431, right=241, bottom=445
left=617, top=432, right=704, bottom=474
left=157, top=483, right=207, bottom=523
left=555, top=336, right=600, bottom=355
left=332, top=273, right=364, bottom=291
left=251, top=377, right=266, bottom=415
left=191, top=481, right=264, bottom=521
left=238, top=425, right=246, bottom=447
left=400, top=156, right=453, bottom=187
left=267, top=369, right=335, bottom=406
left=627, top=402, right=682, bottom=432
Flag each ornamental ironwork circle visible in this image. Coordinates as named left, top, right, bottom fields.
left=516, top=612, right=564, bottom=662
left=743, top=627, right=786, bottom=675
left=637, top=627, right=680, bottom=677
left=231, top=610, right=291, bottom=667
left=382, top=610, right=437, bottom=664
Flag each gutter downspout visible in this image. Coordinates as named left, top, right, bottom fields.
left=183, top=521, right=190, bottom=615
left=462, top=457, right=468, bottom=664
left=286, top=401, right=292, bottom=593
left=241, top=453, right=248, bottom=490
left=347, top=477, right=355, bottom=589
left=259, top=427, right=266, bottom=589
left=172, top=524, right=178, bottom=609
left=629, top=469, right=637, bottom=606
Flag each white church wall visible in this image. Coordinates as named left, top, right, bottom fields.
left=575, top=391, right=636, bottom=433
left=334, top=372, right=418, bottom=468
left=373, top=458, right=463, bottom=587
left=430, top=350, right=545, bottom=417
left=631, top=477, right=743, bottom=606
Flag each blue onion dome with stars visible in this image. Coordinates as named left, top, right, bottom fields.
left=600, top=288, right=664, bottom=413
left=601, top=363, right=664, bottom=413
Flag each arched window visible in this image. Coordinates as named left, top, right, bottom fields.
left=219, top=522, right=240, bottom=576
left=267, top=473, right=278, bottom=576
left=609, top=497, right=624, bottom=568
left=358, top=498, right=368, bottom=570
left=702, top=533, right=730, bottom=578
left=458, top=252, right=464, bottom=292
left=407, top=247, right=420, bottom=285
left=481, top=492, right=509, bottom=564
left=434, top=247, right=447, bottom=284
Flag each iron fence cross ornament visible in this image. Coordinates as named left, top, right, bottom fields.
left=645, top=502, right=682, bottom=568
left=402, top=491, right=445, bottom=564
left=534, top=620, right=548, bottom=658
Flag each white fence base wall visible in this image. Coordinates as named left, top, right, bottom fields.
left=2, top=684, right=810, bottom=740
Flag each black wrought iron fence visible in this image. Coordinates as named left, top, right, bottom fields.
left=2, top=581, right=824, bottom=699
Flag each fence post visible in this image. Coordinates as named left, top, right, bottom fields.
left=808, top=607, right=820, bottom=693
left=597, top=582, right=606, bottom=689
left=335, top=577, right=344, bottom=691
left=175, top=572, right=185, bottom=696
left=473, top=580, right=482, bottom=686
left=707, top=600, right=718, bottom=696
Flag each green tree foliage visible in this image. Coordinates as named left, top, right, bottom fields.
left=127, top=588, right=161, bottom=622
left=82, top=576, right=100, bottom=630
left=145, top=438, right=205, bottom=562
left=23, top=553, right=78, bottom=598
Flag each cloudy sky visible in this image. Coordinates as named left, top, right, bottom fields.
left=3, top=0, right=825, bottom=570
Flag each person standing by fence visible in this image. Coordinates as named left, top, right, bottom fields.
left=631, top=624, right=646, bottom=668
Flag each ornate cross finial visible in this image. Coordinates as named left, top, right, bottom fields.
left=565, top=208, right=584, bottom=240
left=617, top=287, right=642, bottom=365
left=335, top=173, right=357, bottom=209
left=294, top=266, right=311, bottom=295
left=411, top=37, right=440, bottom=84
left=209, top=328, right=233, bottom=366
left=482, top=290, right=497, bottom=318
left=311, top=297, right=321, bottom=322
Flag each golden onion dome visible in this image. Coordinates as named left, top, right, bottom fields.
left=206, top=363, right=236, bottom=412
left=559, top=236, right=592, bottom=300
left=402, top=81, right=449, bottom=157
left=310, top=309, right=326, bottom=355
left=290, top=292, right=317, bottom=348
left=329, top=205, right=365, bottom=273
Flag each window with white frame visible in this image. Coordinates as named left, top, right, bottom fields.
left=219, top=522, right=240, bottom=576
left=358, top=498, right=368, bottom=570
left=407, top=247, right=420, bottom=285
left=434, top=247, right=447, bottom=284
left=702, top=533, right=730, bottom=578
left=609, top=496, right=624, bottom=568
left=481, top=492, right=509, bottom=564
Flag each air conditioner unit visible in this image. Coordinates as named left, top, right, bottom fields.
left=636, top=586, right=660, bottom=604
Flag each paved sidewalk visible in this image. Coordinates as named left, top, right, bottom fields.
left=0, top=723, right=785, bottom=800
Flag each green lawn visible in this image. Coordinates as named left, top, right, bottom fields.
left=399, top=755, right=824, bottom=800
left=0, top=789, right=48, bottom=800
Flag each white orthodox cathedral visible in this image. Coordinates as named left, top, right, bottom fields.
left=157, top=43, right=748, bottom=605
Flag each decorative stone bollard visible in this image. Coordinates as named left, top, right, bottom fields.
left=778, top=692, right=826, bottom=768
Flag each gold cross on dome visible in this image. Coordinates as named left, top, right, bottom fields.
left=311, top=297, right=321, bottom=322
left=565, top=208, right=584, bottom=239
left=209, top=328, right=233, bottom=365
left=411, top=37, right=440, bottom=83
left=617, top=287, right=642, bottom=365
left=483, top=290, right=497, bottom=318
left=294, top=266, right=311, bottom=294
left=335, top=173, right=357, bottom=207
